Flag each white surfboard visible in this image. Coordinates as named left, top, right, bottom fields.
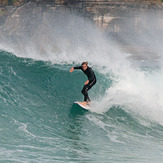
left=74, top=101, right=91, bottom=110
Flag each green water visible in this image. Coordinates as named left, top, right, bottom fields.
left=0, top=51, right=163, bottom=162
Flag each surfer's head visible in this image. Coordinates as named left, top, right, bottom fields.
left=82, top=62, right=88, bottom=71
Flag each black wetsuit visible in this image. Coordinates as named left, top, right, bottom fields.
left=74, top=66, right=96, bottom=102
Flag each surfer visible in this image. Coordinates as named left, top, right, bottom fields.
left=70, top=62, right=96, bottom=106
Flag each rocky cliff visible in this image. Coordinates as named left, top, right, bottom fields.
left=0, top=1, right=163, bottom=40
left=0, top=0, right=163, bottom=7
left=0, top=0, right=163, bottom=27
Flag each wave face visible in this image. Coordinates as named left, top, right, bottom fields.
left=0, top=50, right=163, bottom=162
left=0, top=5, right=163, bottom=162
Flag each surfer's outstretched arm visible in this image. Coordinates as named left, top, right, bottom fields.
left=69, top=66, right=82, bottom=72
left=74, top=66, right=82, bottom=69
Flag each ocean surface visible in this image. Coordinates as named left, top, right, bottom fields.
left=0, top=50, right=163, bottom=162
left=0, top=6, right=163, bottom=162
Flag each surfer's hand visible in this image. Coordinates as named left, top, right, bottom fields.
left=69, top=67, right=74, bottom=72
left=85, top=80, right=89, bottom=85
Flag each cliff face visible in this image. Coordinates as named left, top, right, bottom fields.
left=0, top=0, right=163, bottom=37
left=0, top=0, right=163, bottom=7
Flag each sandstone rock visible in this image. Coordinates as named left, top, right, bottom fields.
left=0, top=0, right=163, bottom=32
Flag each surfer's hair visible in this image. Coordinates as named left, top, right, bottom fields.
left=82, top=62, right=88, bottom=66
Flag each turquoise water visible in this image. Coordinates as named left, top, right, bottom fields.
left=0, top=50, right=163, bottom=162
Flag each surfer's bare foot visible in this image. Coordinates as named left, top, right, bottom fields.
left=80, top=101, right=87, bottom=106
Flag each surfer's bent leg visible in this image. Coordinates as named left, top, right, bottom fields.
left=81, top=79, right=96, bottom=102
left=81, top=85, right=88, bottom=102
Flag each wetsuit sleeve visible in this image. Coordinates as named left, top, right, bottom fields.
left=74, top=66, right=82, bottom=69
